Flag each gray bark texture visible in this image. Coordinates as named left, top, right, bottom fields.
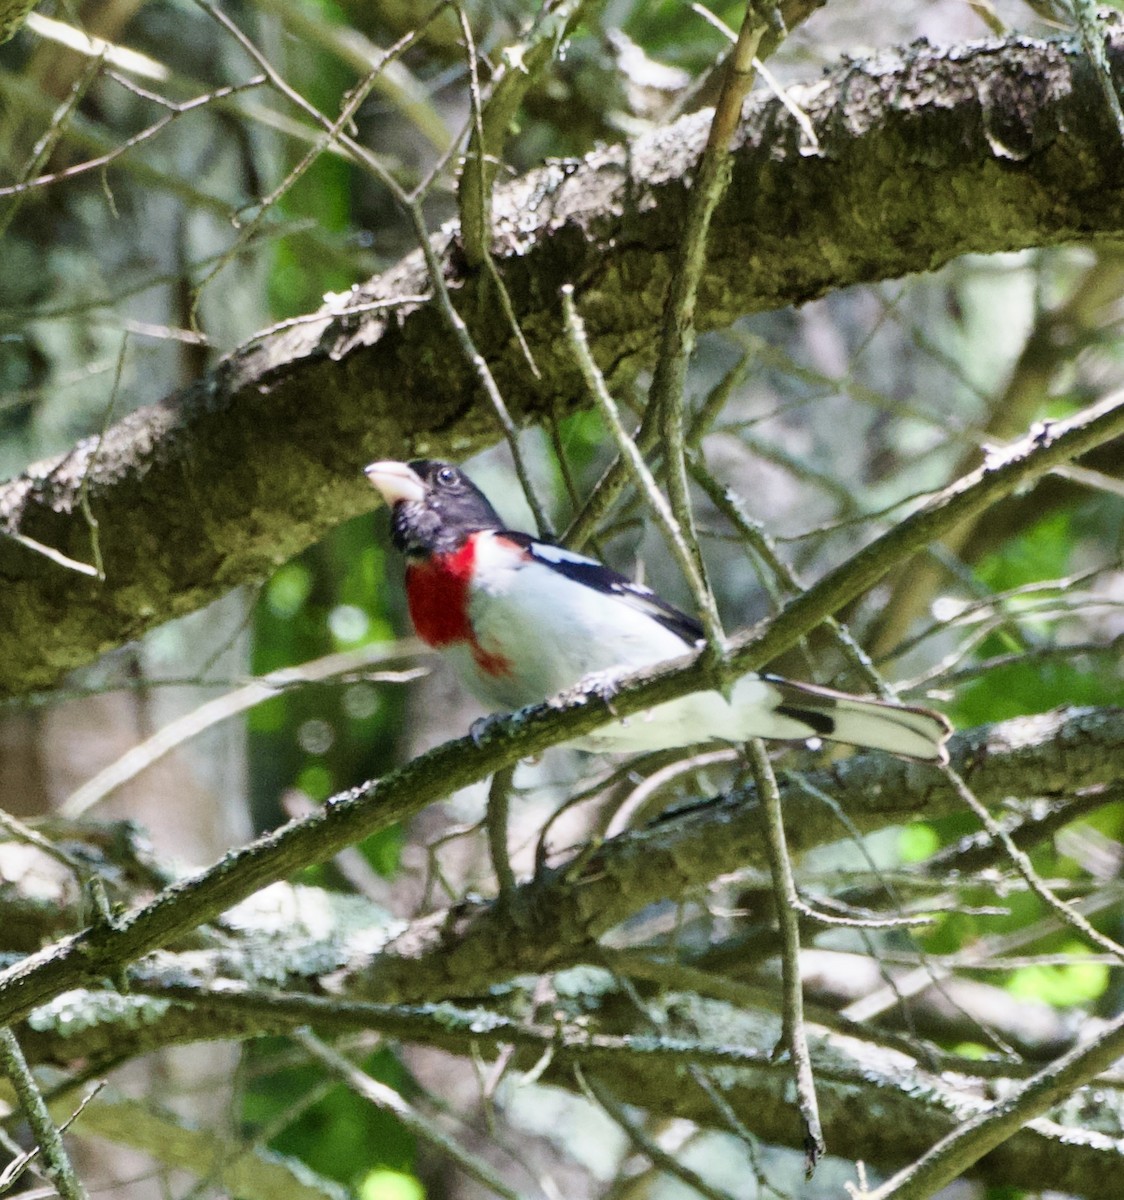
left=3, top=26, right=1124, bottom=695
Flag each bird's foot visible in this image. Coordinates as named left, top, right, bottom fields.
left=470, top=712, right=507, bottom=747
left=559, top=668, right=624, bottom=715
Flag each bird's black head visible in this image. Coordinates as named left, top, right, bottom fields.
left=364, top=459, right=504, bottom=558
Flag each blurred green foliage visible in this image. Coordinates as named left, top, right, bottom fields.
left=242, top=1040, right=416, bottom=1185
left=250, top=512, right=404, bottom=874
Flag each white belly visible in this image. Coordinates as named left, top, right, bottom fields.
left=459, top=534, right=691, bottom=710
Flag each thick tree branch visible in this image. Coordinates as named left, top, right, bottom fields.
left=18, top=963, right=1124, bottom=1198
left=3, top=26, right=1124, bottom=693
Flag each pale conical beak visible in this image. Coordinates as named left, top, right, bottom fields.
left=364, top=460, right=426, bottom=506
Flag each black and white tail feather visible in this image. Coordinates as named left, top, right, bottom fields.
left=754, top=675, right=950, bottom=762
left=365, top=459, right=953, bottom=764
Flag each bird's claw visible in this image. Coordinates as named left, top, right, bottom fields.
left=559, top=669, right=623, bottom=715
left=470, top=713, right=506, bottom=746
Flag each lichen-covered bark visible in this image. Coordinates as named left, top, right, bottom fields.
left=3, top=28, right=1124, bottom=695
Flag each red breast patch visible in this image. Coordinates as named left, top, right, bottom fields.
left=405, top=536, right=512, bottom=677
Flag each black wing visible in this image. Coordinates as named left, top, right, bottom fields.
left=503, top=531, right=705, bottom=647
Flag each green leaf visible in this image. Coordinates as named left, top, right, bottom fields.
left=1007, top=942, right=1110, bottom=1007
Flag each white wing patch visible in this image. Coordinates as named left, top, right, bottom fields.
left=526, top=542, right=602, bottom=568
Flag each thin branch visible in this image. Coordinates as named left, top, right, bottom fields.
left=725, top=393, right=1124, bottom=677
left=0, top=46, right=105, bottom=238
left=25, top=12, right=167, bottom=79
left=0, top=1027, right=88, bottom=1200
left=250, top=0, right=453, bottom=151
left=687, top=1069, right=782, bottom=1200
left=576, top=1066, right=740, bottom=1200
left=859, top=1008, right=1124, bottom=1200
left=0, top=77, right=267, bottom=199
left=0, top=808, right=93, bottom=890
left=563, top=6, right=781, bottom=555
left=0, top=531, right=99, bottom=577
left=840, top=885, right=1124, bottom=1026
left=486, top=763, right=518, bottom=903
left=75, top=334, right=130, bottom=582
left=745, top=739, right=824, bottom=1177
left=689, top=454, right=884, bottom=691
left=294, top=1030, right=525, bottom=1200
left=61, top=641, right=424, bottom=817
left=561, top=285, right=723, bottom=640
left=942, top=763, right=1124, bottom=962
left=649, top=5, right=770, bottom=648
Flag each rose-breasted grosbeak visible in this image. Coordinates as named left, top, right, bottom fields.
left=365, top=459, right=951, bottom=762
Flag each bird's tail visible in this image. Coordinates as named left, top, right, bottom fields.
left=760, top=674, right=952, bottom=763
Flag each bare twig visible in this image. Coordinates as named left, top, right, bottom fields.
left=0, top=808, right=91, bottom=887
left=61, top=641, right=424, bottom=817
left=841, top=885, right=1124, bottom=1026
left=649, top=5, right=773, bottom=631
left=942, top=763, right=1124, bottom=962
left=745, top=739, right=824, bottom=1176
left=561, top=285, right=723, bottom=641
left=0, top=77, right=267, bottom=199
left=294, top=1029, right=524, bottom=1200
left=438, top=9, right=552, bottom=522
left=576, top=1066, right=740, bottom=1200
left=251, top=0, right=452, bottom=151
left=486, top=763, right=518, bottom=903
left=562, top=6, right=774, bottom=554
left=74, top=334, right=130, bottom=582
left=0, top=1027, right=88, bottom=1200
left=0, top=46, right=105, bottom=237
left=0, top=531, right=100, bottom=577
left=857, top=1007, right=1124, bottom=1200
left=689, top=454, right=885, bottom=691
left=24, top=12, right=167, bottom=80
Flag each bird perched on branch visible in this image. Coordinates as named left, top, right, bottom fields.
left=365, top=459, right=951, bottom=762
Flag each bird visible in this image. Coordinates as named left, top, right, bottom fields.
left=364, top=459, right=951, bottom=762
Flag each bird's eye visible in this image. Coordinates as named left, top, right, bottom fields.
left=436, top=466, right=457, bottom=487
